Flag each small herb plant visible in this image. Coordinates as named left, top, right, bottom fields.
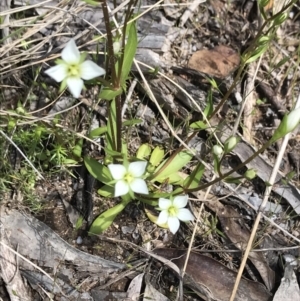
left=2, top=0, right=298, bottom=236
left=42, top=0, right=300, bottom=236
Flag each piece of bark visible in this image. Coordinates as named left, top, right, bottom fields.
left=242, top=63, right=256, bottom=143
left=153, top=248, right=272, bottom=301
left=204, top=198, right=275, bottom=291
left=273, top=261, right=300, bottom=301
left=0, top=223, right=33, bottom=301
left=0, top=208, right=124, bottom=274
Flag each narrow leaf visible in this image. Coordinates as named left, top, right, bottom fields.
left=84, top=156, right=112, bottom=184
left=152, top=150, right=193, bottom=182
left=89, top=200, right=130, bottom=235
left=118, top=22, right=137, bottom=85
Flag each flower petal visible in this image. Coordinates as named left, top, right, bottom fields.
left=156, top=210, right=169, bottom=225
left=45, top=64, right=68, bottom=82
left=66, top=77, right=84, bottom=98
left=173, top=195, right=188, bottom=209
left=168, top=216, right=180, bottom=234
left=177, top=208, right=194, bottom=222
left=128, top=161, right=147, bottom=177
left=286, top=107, right=300, bottom=133
left=114, top=180, right=129, bottom=197
left=80, top=60, right=106, bottom=80
left=108, top=164, right=127, bottom=180
left=158, top=198, right=172, bottom=210
left=61, top=39, right=80, bottom=64
left=130, top=178, right=149, bottom=194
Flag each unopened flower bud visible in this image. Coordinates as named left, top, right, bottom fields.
left=113, top=41, right=121, bottom=54
left=273, top=12, right=288, bottom=26
left=271, top=107, right=300, bottom=142
left=213, top=145, right=223, bottom=156
left=224, top=136, right=239, bottom=153
left=244, top=169, right=257, bottom=180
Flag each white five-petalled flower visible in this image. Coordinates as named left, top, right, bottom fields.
left=156, top=195, right=194, bottom=234
left=45, top=39, right=105, bottom=98
left=108, top=161, right=149, bottom=197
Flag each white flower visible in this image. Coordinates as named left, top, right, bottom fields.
left=156, top=195, right=194, bottom=234
left=108, top=161, right=149, bottom=197
left=45, top=39, right=105, bottom=98
left=285, top=107, right=300, bottom=133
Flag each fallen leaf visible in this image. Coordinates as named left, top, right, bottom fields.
left=127, top=273, right=144, bottom=300
left=204, top=198, right=275, bottom=291
left=188, top=45, right=240, bottom=78
left=143, top=278, right=171, bottom=301
left=273, top=261, right=300, bottom=301
left=154, top=248, right=272, bottom=301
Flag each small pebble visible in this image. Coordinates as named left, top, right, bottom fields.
left=76, top=236, right=83, bottom=244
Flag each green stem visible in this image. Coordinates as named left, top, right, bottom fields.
left=184, top=139, right=273, bottom=194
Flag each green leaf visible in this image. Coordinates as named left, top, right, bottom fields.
left=123, top=119, right=142, bottom=126
left=75, top=216, right=84, bottom=230
left=89, top=119, right=142, bottom=139
left=84, top=157, right=112, bottom=184
left=98, top=185, right=114, bottom=197
left=89, top=199, right=130, bottom=235
left=118, top=22, right=137, bottom=85
left=106, top=98, right=117, bottom=152
left=183, top=163, right=205, bottom=189
left=224, top=176, right=242, bottom=184
left=81, top=0, right=99, bottom=5
left=99, top=86, right=122, bottom=100
left=72, top=139, right=83, bottom=157
left=135, top=196, right=158, bottom=206
left=152, top=150, right=193, bottom=182
left=136, top=143, right=152, bottom=160
left=149, top=146, right=165, bottom=167
left=203, top=89, right=213, bottom=118
left=89, top=126, right=107, bottom=138
left=190, top=121, right=207, bottom=130
left=273, top=56, right=290, bottom=69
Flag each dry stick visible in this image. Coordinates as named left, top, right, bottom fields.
left=231, top=56, right=262, bottom=137
left=229, top=93, right=300, bottom=301
left=181, top=175, right=216, bottom=301
left=121, top=78, right=138, bottom=119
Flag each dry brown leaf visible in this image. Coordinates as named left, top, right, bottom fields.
left=205, top=199, right=275, bottom=291
left=188, top=45, right=240, bottom=78
left=154, top=248, right=272, bottom=301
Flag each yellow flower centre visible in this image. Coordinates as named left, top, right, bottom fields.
left=168, top=206, right=178, bottom=217
left=68, top=65, right=80, bottom=77
left=124, top=172, right=134, bottom=183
